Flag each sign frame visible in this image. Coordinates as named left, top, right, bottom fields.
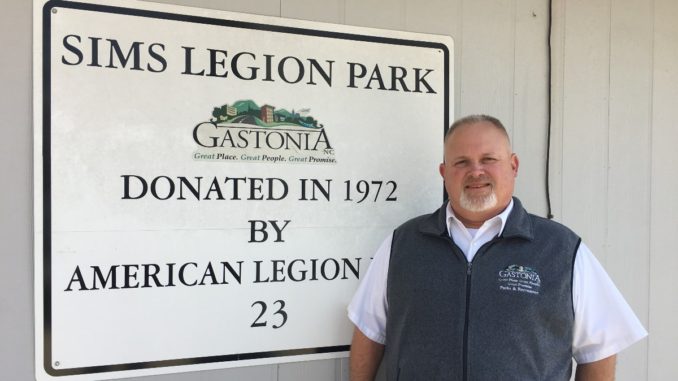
left=34, top=0, right=453, bottom=379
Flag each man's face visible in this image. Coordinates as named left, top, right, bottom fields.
left=439, top=121, right=519, bottom=227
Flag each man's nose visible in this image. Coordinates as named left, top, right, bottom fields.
left=468, top=161, right=485, bottom=176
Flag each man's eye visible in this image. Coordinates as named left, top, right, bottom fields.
left=454, top=160, right=467, bottom=167
left=482, top=158, right=497, bottom=163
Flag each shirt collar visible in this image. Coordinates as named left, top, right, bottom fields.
left=445, top=198, right=514, bottom=237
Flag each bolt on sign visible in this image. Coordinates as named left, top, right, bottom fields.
left=33, top=0, right=453, bottom=379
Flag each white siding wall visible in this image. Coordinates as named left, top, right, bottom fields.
left=1, top=0, right=676, bottom=380
left=551, top=0, right=677, bottom=380
left=649, top=0, right=678, bottom=379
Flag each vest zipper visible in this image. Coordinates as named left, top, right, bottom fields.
left=462, top=261, right=472, bottom=381
left=443, top=236, right=497, bottom=381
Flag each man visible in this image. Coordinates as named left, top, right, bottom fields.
left=348, top=115, right=647, bottom=381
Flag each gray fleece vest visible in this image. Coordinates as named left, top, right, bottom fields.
left=384, top=198, right=580, bottom=381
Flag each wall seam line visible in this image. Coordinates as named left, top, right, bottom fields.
left=605, top=0, right=612, bottom=266
left=511, top=0, right=517, bottom=144
left=646, top=0, right=656, bottom=379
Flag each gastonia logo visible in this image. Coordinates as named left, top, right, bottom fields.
left=192, top=100, right=336, bottom=164
left=499, top=265, right=541, bottom=282
left=498, top=264, right=541, bottom=295
left=506, top=264, right=537, bottom=274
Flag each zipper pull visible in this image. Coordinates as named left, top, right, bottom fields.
left=467, top=262, right=472, bottom=275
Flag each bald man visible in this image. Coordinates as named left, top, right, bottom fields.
left=348, top=115, right=646, bottom=381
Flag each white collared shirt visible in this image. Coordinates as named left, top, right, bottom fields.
left=446, top=199, right=513, bottom=262
left=347, top=201, right=647, bottom=363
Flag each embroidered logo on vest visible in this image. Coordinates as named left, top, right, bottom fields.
left=498, top=264, right=541, bottom=295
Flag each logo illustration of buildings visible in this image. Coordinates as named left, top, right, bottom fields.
left=505, top=265, right=537, bottom=274
left=211, top=100, right=324, bottom=129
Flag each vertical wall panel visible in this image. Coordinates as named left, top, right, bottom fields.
left=649, top=0, right=678, bottom=379
left=549, top=0, right=567, bottom=220
left=146, top=0, right=282, bottom=17
left=404, top=0, right=462, bottom=123
left=337, top=357, right=349, bottom=381
left=281, top=0, right=344, bottom=23
left=512, top=0, right=549, bottom=216
left=278, top=359, right=338, bottom=381
left=404, top=0, right=459, bottom=35
left=344, top=0, right=406, bottom=30
left=560, top=0, right=610, bottom=263
left=606, top=0, right=652, bottom=379
left=0, top=1, right=33, bottom=381
left=125, top=366, right=277, bottom=381
left=459, top=0, right=515, bottom=127
left=404, top=0, right=462, bottom=121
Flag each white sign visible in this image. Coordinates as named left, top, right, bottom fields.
left=33, top=0, right=453, bottom=379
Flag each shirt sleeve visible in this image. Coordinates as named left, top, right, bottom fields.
left=347, top=233, right=392, bottom=345
left=572, top=242, right=648, bottom=363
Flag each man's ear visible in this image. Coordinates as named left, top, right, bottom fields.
left=439, top=162, right=446, bottom=178
left=510, top=153, right=519, bottom=176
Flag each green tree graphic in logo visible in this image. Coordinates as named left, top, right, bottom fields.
left=505, top=264, right=538, bottom=274
left=211, top=100, right=324, bottom=129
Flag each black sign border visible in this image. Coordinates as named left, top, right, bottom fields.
left=41, top=0, right=451, bottom=376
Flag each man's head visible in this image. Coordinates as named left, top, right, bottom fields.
left=439, top=115, right=519, bottom=228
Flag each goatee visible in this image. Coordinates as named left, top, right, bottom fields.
left=459, top=189, right=498, bottom=212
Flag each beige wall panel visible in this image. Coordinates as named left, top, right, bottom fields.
left=649, top=0, right=678, bottom=378
left=278, top=359, right=338, bottom=381
left=404, top=0, right=462, bottom=123
left=512, top=0, right=549, bottom=216
left=560, top=0, right=610, bottom=262
left=344, top=0, right=405, bottom=30
left=144, top=0, right=281, bottom=17
left=281, top=0, right=344, bottom=23
left=548, top=0, right=566, bottom=220
left=338, top=357, right=349, bottom=381
left=404, top=0, right=460, bottom=36
left=458, top=0, right=515, bottom=127
left=606, top=0, right=652, bottom=379
left=0, top=1, right=33, bottom=381
left=124, top=365, right=278, bottom=381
